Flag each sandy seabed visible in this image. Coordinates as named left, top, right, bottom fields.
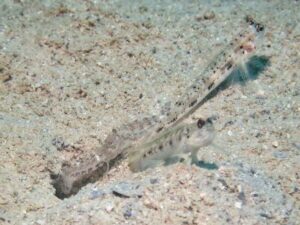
left=0, top=0, right=299, bottom=224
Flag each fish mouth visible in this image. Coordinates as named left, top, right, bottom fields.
left=242, top=41, right=256, bottom=54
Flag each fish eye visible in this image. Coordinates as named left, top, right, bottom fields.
left=197, top=118, right=206, bottom=128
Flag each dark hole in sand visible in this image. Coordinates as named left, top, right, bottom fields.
left=51, top=154, right=123, bottom=200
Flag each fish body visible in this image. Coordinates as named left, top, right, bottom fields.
left=128, top=118, right=215, bottom=172
left=53, top=18, right=265, bottom=196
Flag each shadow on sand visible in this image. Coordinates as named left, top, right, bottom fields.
left=206, top=55, right=271, bottom=101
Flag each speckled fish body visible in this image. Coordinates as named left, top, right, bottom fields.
left=53, top=18, right=264, bottom=196
left=128, top=118, right=215, bottom=172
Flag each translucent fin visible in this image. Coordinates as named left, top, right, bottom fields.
left=144, top=159, right=165, bottom=169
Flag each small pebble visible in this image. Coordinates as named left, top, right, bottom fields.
left=123, top=208, right=133, bottom=219
left=256, top=89, right=265, bottom=97
left=105, top=204, right=114, bottom=213
left=112, top=181, right=143, bottom=198
left=143, top=198, right=159, bottom=210
left=234, top=201, right=242, bottom=209
left=35, top=220, right=45, bottom=225
left=292, top=142, right=300, bottom=150
left=51, top=137, right=69, bottom=151
left=150, top=178, right=159, bottom=184
left=273, top=151, right=288, bottom=159
left=203, top=11, right=215, bottom=20
left=217, top=178, right=228, bottom=190
left=90, top=188, right=105, bottom=199
left=272, top=141, right=279, bottom=148
left=259, top=212, right=273, bottom=219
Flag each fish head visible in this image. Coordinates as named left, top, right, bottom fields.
left=187, top=118, right=215, bottom=148
left=235, top=19, right=265, bottom=57
left=235, top=32, right=256, bottom=57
